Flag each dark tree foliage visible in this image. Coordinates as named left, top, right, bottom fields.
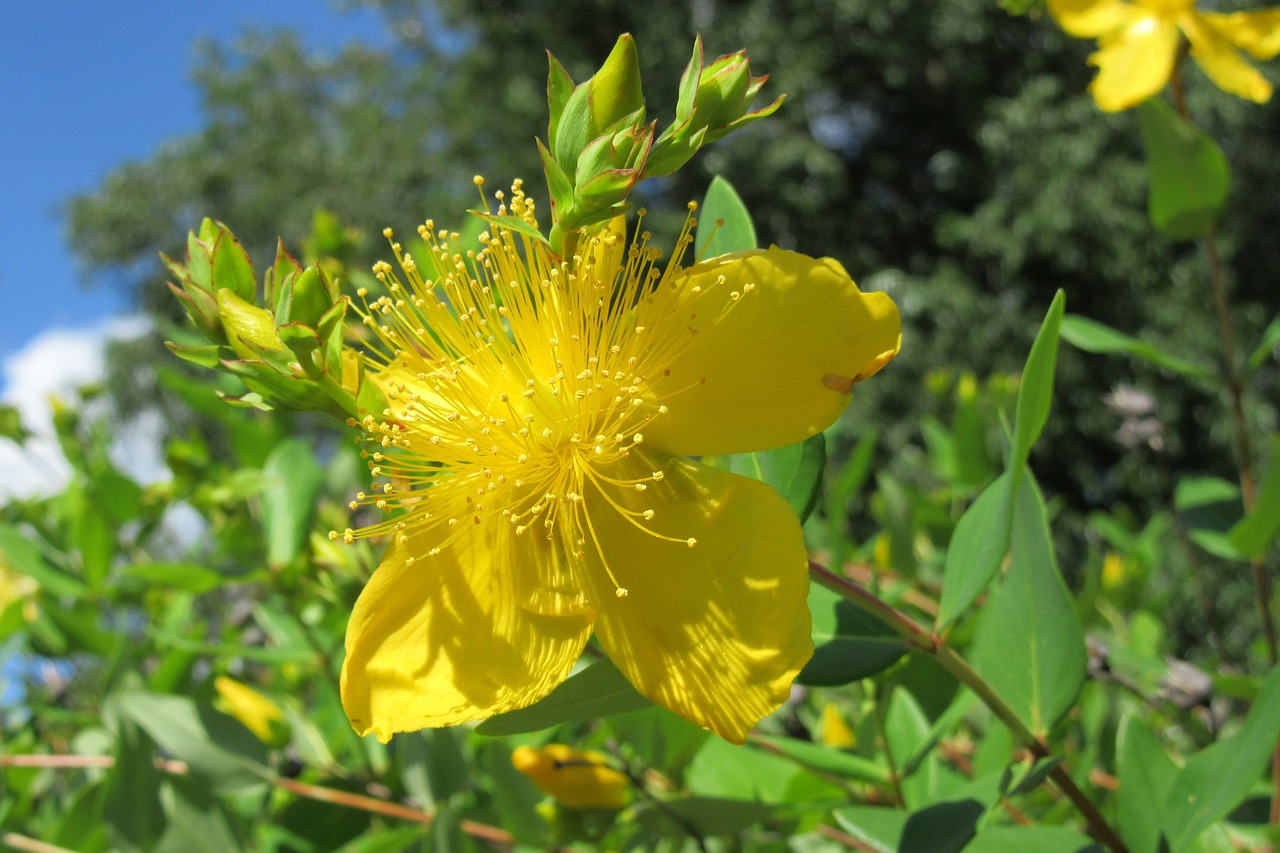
left=67, top=0, right=1280, bottom=656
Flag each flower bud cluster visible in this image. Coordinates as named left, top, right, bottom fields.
left=541, top=34, right=781, bottom=256
left=163, top=219, right=377, bottom=418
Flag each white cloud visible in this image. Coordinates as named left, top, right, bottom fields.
left=0, top=316, right=160, bottom=499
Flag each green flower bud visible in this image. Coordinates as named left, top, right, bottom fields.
left=645, top=36, right=783, bottom=178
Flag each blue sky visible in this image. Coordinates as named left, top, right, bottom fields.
left=0, top=1, right=389, bottom=390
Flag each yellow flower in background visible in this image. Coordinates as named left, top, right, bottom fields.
left=512, top=744, right=630, bottom=809
left=335, top=180, right=901, bottom=744
left=1049, top=0, right=1280, bottom=111
left=213, top=676, right=292, bottom=747
left=819, top=703, right=857, bottom=748
left=0, top=554, right=37, bottom=626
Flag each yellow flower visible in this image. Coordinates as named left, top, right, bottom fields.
left=335, top=181, right=901, bottom=744
left=1049, top=0, right=1280, bottom=111
left=213, top=676, right=292, bottom=747
left=819, top=703, right=857, bottom=748
left=512, top=744, right=630, bottom=810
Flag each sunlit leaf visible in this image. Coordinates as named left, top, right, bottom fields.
left=695, top=175, right=757, bottom=259
left=972, top=470, right=1087, bottom=736
left=1009, top=290, right=1064, bottom=480
left=1137, top=98, right=1229, bottom=241
left=702, top=432, right=826, bottom=521
left=1061, top=314, right=1216, bottom=383
left=937, top=471, right=1013, bottom=628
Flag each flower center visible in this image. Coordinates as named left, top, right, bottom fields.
left=330, top=182, right=748, bottom=597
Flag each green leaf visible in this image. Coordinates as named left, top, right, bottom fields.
left=1162, top=664, right=1280, bottom=851
left=115, top=690, right=269, bottom=794
left=798, top=582, right=908, bottom=686
left=1137, top=98, right=1229, bottom=241
left=1246, top=313, right=1280, bottom=375
left=965, top=826, right=1099, bottom=853
left=702, top=432, right=826, bottom=521
left=825, top=427, right=880, bottom=568
left=1228, top=434, right=1280, bottom=558
left=884, top=688, right=940, bottom=809
left=898, top=799, right=984, bottom=853
left=103, top=718, right=166, bottom=850
left=750, top=734, right=891, bottom=783
left=120, top=562, right=253, bottom=595
left=695, top=175, right=757, bottom=259
left=476, top=656, right=649, bottom=734
left=152, top=776, right=241, bottom=853
left=1061, top=314, right=1216, bottom=383
left=1176, top=476, right=1245, bottom=561
left=484, top=741, right=548, bottom=846
left=605, top=704, right=710, bottom=774
left=1116, top=713, right=1177, bottom=853
left=972, top=470, right=1087, bottom=736
left=211, top=228, right=257, bottom=303
left=687, top=735, right=799, bottom=802
left=1009, top=290, right=1064, bottom=479
left=50, top=782, right=109, bottom=852
left=937, top=471, right=1013, bottom=628
left=398, top=728, right=469, bottom=808
left=261, top=438, right=324, bottom=567
left=634, top=796, right=774, bottom=837
left=0, top=524, right=89, bottom=599
left=834, top=807, right=908, bottom=853
left=341, top=827, right=431, bottom=853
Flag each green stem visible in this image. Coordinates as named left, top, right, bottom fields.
left=316, top=370, right=361, bottom=422
left=808, top=561, right=1129, bottom=853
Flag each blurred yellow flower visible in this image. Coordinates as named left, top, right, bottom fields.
left=214, top=676, right=292, bottom=747
left=1049, top=0, right=1280, bottom=110
left=819, top=703, right=857, bottom=748
left=512, top=744, right=629, bottom=810
left=336, top=181, right=900, bottom=744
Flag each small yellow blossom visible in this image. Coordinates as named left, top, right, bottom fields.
left=819, top=703, right=857, bottom=748
left=214, top=676, right=292, bottom=747
left=1049, top=0, right=1280, bottom=110
left=337, top=183, right=901, bottom=744
left=0, top=554, right=37, bottom=626
left=512, top=744, right=630, bottom=810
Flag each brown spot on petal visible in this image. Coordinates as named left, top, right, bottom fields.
left=822, top=374, right=855, bottom=394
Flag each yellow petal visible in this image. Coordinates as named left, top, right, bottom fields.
left=581, top=451, right=813, bottom=743
left=340, top=523, right=594, bottom=741
left=1184, top=13, right=1275, bottom=102
left=1200, top=9, right=1280, bottom=60
left=1049, top=0, right=1142, bottom=37
left=1086, top=14, right=1180, bottom=111
left=644, top=247, right=900, bottom=457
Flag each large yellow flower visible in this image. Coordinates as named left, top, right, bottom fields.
left=1049, top=0, right=1280, bottom=111
left=335, top=181, right=900, bottom=744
